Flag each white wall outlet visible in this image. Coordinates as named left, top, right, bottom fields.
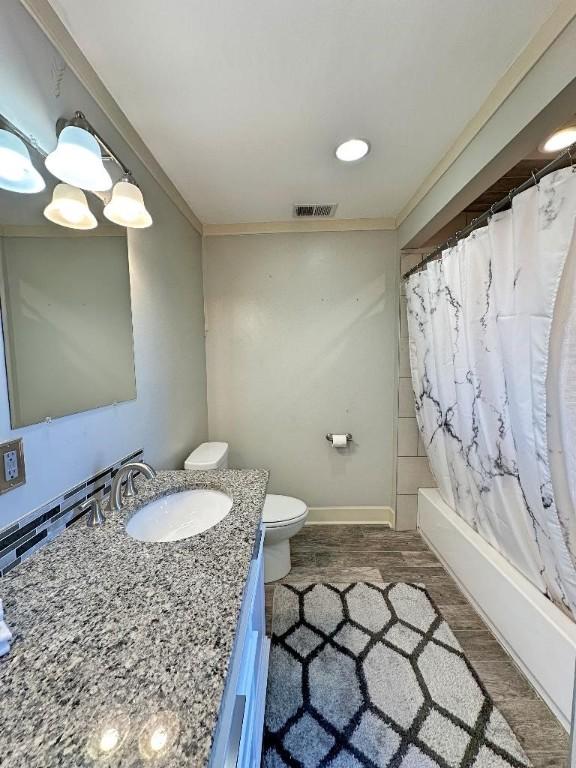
left=4, top=450, right=18, bottom=481
left=0, top=439, right=26, bottom=494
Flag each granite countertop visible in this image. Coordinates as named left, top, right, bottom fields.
left=0, top=469, right=268, bottom=767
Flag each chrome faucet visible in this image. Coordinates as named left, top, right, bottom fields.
left=109, top=461, right=157, bottom=511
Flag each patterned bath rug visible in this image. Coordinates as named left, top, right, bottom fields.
left=263, top=582, right=530, bottom=768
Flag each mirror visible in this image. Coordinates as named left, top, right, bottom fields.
left=0, top=130, right=136, bottom=428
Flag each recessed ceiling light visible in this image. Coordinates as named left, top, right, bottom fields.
left=335, top=138, right=370, bottom=162
left=540, top=125, right=576, bottom=153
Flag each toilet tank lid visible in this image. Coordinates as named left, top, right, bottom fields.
left=185, top=442, right=229, bottom=469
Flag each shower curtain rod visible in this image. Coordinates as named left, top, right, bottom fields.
left=402, top=141, right=576, bottom=281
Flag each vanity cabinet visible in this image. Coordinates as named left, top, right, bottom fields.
left=209, top=525, right=270, bottom=767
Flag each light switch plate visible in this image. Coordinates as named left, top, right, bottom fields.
left=0, top=438, right=25, bottom=494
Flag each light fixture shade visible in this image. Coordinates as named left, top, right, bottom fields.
left=45, top=125, right=112, bottom=191
left=43, top=183, right=97, bottom=230
left=103, top=180, right=153, bottom=228
left=0, top=129, right=46, bottom=193
left=335, top=138, right=370, bottom=162
left=541, top=126, right=576, bottom=154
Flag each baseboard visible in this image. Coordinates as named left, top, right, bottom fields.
left=306, top=506, right=395, bottom=526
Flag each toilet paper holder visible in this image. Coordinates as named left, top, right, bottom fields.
left=325, top=433, right=353, bottom=443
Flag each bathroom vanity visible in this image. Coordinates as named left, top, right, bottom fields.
left=0, top=469, right=269, bottom=767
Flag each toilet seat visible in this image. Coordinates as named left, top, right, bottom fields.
left=263, top=494, right=307, bottom=528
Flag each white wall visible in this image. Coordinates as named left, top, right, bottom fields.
left=0, top=0, right=208, bottom=528
left=399, top=17, right=576, bottom=248
left=204, top=230, right=399, bottom=508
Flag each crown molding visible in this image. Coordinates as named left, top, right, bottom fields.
left=203, top=217, right=396, bottom=236
left=396, top=0, right=576, bottom=227
left=19, top=0, right=204, bottom=235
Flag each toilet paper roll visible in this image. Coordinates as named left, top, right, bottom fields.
left=331, top=434, right=348, bottom=448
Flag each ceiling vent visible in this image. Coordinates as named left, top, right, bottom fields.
left=293, top=203, right=338, bottom=218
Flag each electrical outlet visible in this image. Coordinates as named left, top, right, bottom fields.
left=0, top=439, right=25, bottom=494
left=4, top=450, right=18, bottom=481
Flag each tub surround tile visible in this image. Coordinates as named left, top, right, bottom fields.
left=394, top=495, right=418, bottom=531
left=396, top=456, right=435, bottom=494
left=397, top=417, right=419, bottom=456
left=0, top=468, right=268, bottom=768
left=398, top=377, right=417, bottom=417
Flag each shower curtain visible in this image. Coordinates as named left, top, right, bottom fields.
left=406, top=166, right=576, bottom=619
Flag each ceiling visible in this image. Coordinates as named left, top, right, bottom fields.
left=46, top=0, right=563, bottom=225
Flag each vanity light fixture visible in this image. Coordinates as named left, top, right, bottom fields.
left=540, top=125, right=576, bottom=153
left=335, top=138, right=370, bottom=162
left=103, top=177, right=153, bottom=228
left=43, top=183, right=97, bottom=230
left=45, top=124, right=112, bottom=192
left=0, top=128, right=45, bottom=193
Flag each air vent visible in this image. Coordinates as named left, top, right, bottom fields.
left=293, top=203, right=338, bottom=218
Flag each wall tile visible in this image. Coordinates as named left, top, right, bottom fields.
left=398, top=377, right=416, bottom=417
left=397, top=417, right=419, bottom=457
left=397, top=457, right=435, bottom=495
left=418, top=434, right=427, bottom=457
left=400, top=296, right=409, bottom=339
left=395, top=495, right=418, bottom=531
left=399, top=338, right=411, bottom=377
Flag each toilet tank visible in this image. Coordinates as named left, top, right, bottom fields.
left=184, top=442, right=229, bottom=470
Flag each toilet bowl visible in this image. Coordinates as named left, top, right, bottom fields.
left=184, top=442, right=308, bottom=582
left=261, top=494, right=308, bottom=583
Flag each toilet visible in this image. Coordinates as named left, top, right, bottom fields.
left=184, top=442, right=308, bottom=583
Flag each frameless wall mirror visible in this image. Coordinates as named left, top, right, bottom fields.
left=0, top=120, right=137, bottom=428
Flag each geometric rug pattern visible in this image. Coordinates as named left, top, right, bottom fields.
left=263, top=583, right=531, bottom=768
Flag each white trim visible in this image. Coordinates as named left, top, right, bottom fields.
left=19, top=0, right=204, bottom=235
left=396, top=0, right=576, bottom=227
left=418, top=487, right=576, bottom=730
left=203, top=218, right=396, bottom=237
left=306, top=506, right=395, bottom=526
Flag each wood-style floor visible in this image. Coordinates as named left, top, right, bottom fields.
left=264, top=525, right=569, bottom=768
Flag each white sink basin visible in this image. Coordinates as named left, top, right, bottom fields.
left=125, top=489, right=233, bottom=542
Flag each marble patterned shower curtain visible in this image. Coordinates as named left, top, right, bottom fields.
left=406, top=166, right=576, bottom=618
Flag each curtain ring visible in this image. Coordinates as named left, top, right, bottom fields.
left=531, top=170, right=539, bottom=188
left=567, top=146, right=576, bottom=173
left=489, top=203, right=497, bottom=220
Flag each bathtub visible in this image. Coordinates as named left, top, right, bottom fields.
left=418, top=487, right=576, bottom=730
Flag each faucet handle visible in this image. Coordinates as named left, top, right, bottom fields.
left=80, top=498, right=106, bottom=527
left=124, top=469, right=138, bottom=499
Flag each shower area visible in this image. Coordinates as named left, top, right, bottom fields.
left=403, top=150, right=576, bottom=730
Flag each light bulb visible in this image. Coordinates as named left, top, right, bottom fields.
left=104, top=179, right=152, bottom=228
left=58, top=199, right=86, bottom=224
left=45, top=125, right=112, bottom=191
left=43, top=183, right=97, bottom=230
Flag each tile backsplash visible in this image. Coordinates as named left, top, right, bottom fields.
left=0, top=449, right=143, bottom=576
